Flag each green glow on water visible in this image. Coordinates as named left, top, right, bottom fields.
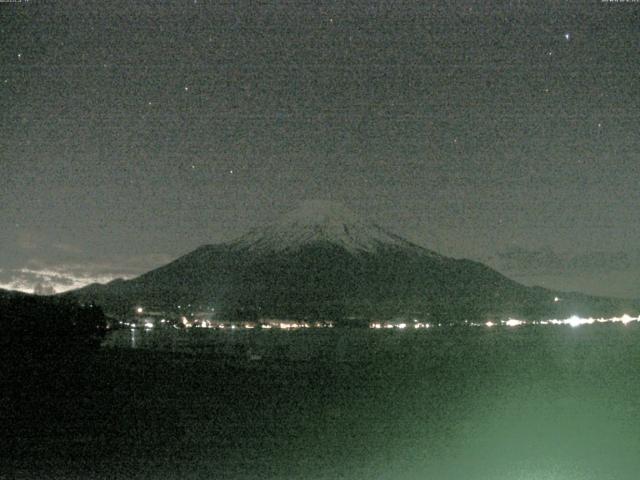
left=9, top=325, right=640, bottom=479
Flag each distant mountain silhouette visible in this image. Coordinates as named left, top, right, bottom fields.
left=65, top=202, right=637, bottom=323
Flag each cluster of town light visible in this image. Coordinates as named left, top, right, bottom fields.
left=370, top=314, right=640, bottom=330
left=127, top=316, right=334, bottom=330
left=183, top=320, right=332, bottom=330
left=498, top=313, right=639, bottom=328
left=370, top=321, right=432, bottom=329
left=130, top=305, right=338, bottom=330
left=130, top=305, right=639, bottom=331
left=126, top=319, right=336, bottom=330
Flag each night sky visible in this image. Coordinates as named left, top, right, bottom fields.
left=1, top=1, right=639, bottom=297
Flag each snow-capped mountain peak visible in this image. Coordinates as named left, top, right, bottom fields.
left=230, top=200, right=432, bottom=254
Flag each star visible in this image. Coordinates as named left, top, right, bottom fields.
left=564, top=32, right=570, bottom=41
left=184, top=86, right=189, bottom=92
left=17, top=53, right=22, bottom=60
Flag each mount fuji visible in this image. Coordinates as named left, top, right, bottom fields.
left=66, top=201, right=633, bottom=322
left=232, top=200, right=428, bottom=255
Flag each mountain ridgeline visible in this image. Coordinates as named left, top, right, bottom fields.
left=67, top=201, right=636, bottom=323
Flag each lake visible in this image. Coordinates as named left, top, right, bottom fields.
left=4, top=324, right=640, bottom=479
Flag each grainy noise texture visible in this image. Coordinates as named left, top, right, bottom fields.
left=1, top=0, right=639, bottom=296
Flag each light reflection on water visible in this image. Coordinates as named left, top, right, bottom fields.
left=129, top=327, right=137, bottom=348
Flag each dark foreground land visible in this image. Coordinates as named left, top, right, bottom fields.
left=3, top=326, right=640, bottom=480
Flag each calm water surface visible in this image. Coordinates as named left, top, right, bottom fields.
left=4, top=325, right=640, bottom=479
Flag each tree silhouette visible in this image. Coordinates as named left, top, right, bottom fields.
left=0, top=292, right=107, bottom=361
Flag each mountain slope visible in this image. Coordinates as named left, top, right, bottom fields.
left=67, top=202, right=636, bottom=322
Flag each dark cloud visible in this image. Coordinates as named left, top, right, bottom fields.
left=489, top=246, right=566, bottom=275
left=488, top=246, right=633, bottom=275
left=484, top=246, right=640, bottom=299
